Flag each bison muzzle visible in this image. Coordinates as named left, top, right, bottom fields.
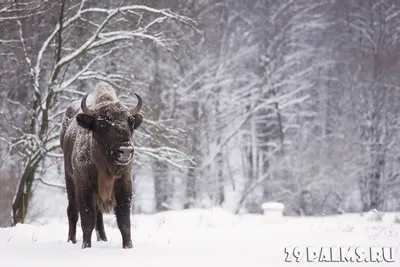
left=60, top=82, right=143, bottom=249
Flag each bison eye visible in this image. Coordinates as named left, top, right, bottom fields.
left=127, top=115, right=134, bottom=125
left=97, top=119, right=107, bottom=128
left=106, top=114, right=113, bottom=121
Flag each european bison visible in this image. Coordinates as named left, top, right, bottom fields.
left=60, top=82, right=143, bottom=249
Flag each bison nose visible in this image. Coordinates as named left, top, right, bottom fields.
left=118, top=145, right=134, bottom=159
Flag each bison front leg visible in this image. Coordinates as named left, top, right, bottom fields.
left=114, top=180, right=133, bottom=249
left=78, top=187, right=96, bottom=249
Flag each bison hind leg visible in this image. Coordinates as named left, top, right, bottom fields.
left=95, top=211, right=108, bottom=242
left=65, top=172, right=78, bottom=244
left=67, top=204, right=78, bottom=244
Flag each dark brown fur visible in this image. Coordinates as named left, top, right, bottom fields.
left=60, top=82, right=143, bottom=249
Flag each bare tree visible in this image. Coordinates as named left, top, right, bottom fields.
left=0, top=0, right=194, bottom=224
left=332, top=0, right=400, bottom=211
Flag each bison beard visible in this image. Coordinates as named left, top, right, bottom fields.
left=60, top=82, right=143, bottom=249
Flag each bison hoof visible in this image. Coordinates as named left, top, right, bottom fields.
left=68, top=237, right=77, bottom=244
left=97, top=236, right=108, bottom=242
left=123, top=241, right=133, bottom=249
left=81, top=242, right=91, bottom=249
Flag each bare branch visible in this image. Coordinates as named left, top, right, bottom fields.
left=34, top=178, right=65, bottom=190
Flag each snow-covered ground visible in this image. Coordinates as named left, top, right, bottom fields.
left=1, top=208, right=399, bottom=267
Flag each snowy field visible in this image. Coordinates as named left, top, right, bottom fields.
left=1, top=208, right=400, bottom=267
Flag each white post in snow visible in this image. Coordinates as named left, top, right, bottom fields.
left=261, top=202, right=285, bottom=224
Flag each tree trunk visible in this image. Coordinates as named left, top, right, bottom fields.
left=184, top=101, right=200, bottom=208
left=185, top=164, right=197, bottom=209
left=12, top=155, right=42, bottom=225
left=153, top=160, right=171, bottom=211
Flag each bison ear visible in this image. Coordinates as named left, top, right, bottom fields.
left=133, top=113, right=143, bottom=129
left=76, top=113, right=95, bottom=130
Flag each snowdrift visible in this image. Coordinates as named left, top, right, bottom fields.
left=1, top=209, right=400, bottom=267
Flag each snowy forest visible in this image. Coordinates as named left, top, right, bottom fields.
left=1, top=0, right=400, bottom=228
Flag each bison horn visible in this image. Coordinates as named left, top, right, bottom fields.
left=81, top=94, right=95, bottom=116
left=130, top=93, right=142, bottom=115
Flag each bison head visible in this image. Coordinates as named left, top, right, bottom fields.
left=76, top=94, right=143, bottom=166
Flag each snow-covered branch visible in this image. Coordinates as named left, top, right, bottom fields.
left=137, top=146, right=194, bottom=169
